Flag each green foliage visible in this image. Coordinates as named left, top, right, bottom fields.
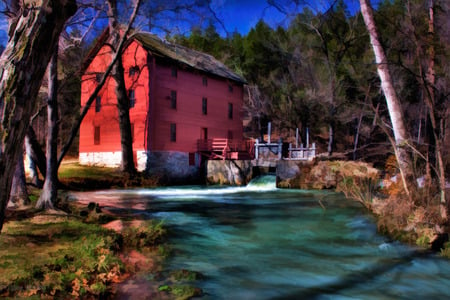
left=441, top=243, right=450, bottom=259
left=416, top=234, right=430, bottom=248
left=337, top=176, right=378, bottom=208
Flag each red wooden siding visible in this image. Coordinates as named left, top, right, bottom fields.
left=80, top=37, right=244, bottom=158
left=80, top=41, right=149, bottom=154
left=150, top=62, right=244, bottom=153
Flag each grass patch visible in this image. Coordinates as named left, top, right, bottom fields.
left=0, top=206, right=168, bottom=298
left=0, top=217, right=123, bottom=298
left=58, top=161, right=159, bottom=190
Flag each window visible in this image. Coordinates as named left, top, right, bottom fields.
left=95, top=73, right=102, bottom=83
left=202, top=97, right=207, bottom=115
left=129, top=66, right=139, bottom=76
left=171, top=66, right=177, bottom=78
left=94, top=126, right=100, bottom=145
left=202, top=77, right=208, bottom=86
left=228, top=103, right=233, bottom=119
left=170, top=90, right=177, bottom=109
left=128, top=89, right=136, bottom=108
left=228, top=84, right=233, bottom=93
left=170, top=123, right=176, bottom=142
left=201, top=128, right=208, bottom=140
left=95, top=96, right=101, bottom=112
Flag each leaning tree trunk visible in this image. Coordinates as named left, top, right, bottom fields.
left=107, top=0, right=137, bottom=175
left=359, top=0, right=416, bottom=197
left=25, top=126, right=47, bottom=187
left=0, top=0, right=77, bottom=232
left=10, top=155, right=29, bottom=207
left=37, top=48, right=59, bottom=210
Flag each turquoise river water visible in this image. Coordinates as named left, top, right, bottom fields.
left=86, top=176, right=450, bottom=299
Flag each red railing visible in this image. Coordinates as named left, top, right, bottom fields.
left=197, top=138, right=254, bottom=159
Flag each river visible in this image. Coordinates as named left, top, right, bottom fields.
left=77, top=176, right=450, bottom=299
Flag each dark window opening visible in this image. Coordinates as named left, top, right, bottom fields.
left=128, top=89, right=136, bottom=108
left=94, top=126, right=100, bottom=145
left=95, top=73, right=102, bottom=83
left=170, top=123, right=176, bottom=142
left=129, top=66, right=139, bottom=76
left=95, top=96, right=101, bottom=112
left=228, top=103, right=233, bottom=119
left=171, top=90, right=177, bottom=109
left=201, top=127, right=208, bottom=140
left=171, top=66, right=177, bottom=78
left=228, top=84, right=233, bottom=93
left=202, top=77, right=208, bottom=86
left=202, top=97, right=207, bottom=115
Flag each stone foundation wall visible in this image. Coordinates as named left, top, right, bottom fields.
left=206, top=160, right=254, bottom=185
left=146, top=151, right=202, bottom=184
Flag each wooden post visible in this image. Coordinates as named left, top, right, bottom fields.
left=255, top=139, right=259, bottom=159
left=295, top=128, right=299, bottom=148
left=278, top=138, right=282, bottom=160
left=306, top=127, right=309, bottom=148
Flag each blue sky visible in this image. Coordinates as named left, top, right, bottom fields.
left=0, top=0, right=361, bottom=47
left=211, top=0, right=361, bottom=35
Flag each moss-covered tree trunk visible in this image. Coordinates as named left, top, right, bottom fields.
left=0, top=0, right=77, bottom=232
left=10, top=156, right=29, bottom=207
left=25, top=126, right=46, bottom=187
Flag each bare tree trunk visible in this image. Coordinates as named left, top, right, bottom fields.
left=107, top=0, right=136, bottom=175
left=10, top=155, right=29, bottom=207
left=424, top=0, right=447, bottom=221
left=0, top=0, right=76, bottom=233
left=36, top=48, right=59, bottom=210
left=405, top=0, right=447, bottom=221
left=359, top=0, right=416, bottom=197
left=25, top=126, right=46, bottom=186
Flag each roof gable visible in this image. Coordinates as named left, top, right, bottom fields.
left=133, top=32, right=246, bottom=84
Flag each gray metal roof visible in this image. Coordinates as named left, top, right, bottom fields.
left=133, top=32, right=246, bottom=84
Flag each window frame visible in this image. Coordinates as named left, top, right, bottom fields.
left=171, top=90, right=177, bottom=109
left=128, top=89, right=136, bottom=108
left=170, top=123, right=177, bottom=142
left=94, top=126, right=100, bottom=145
left=202, top=97, right=207, bottom=115
left=95, top=96, right=101, bottom=112
left=228, top=103, right=233, bottom=119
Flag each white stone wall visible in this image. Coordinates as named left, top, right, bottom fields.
left=136, top=150, right=147, bottom=171
left=79, top=151, right=147, bottom=171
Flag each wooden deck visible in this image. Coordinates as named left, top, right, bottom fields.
left=197, top=138, right=254, bottom=160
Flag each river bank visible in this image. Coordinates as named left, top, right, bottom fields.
left=1, top=161, right=449, bottom=298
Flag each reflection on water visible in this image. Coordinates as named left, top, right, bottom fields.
left=74, top=176, right=450, bottom=299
